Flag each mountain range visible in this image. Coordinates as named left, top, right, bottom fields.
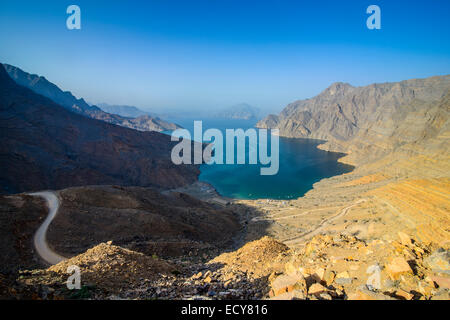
left=0, top=64, right=198, bottom=194
left=3, top=64, right=179, bottom=132
left=257, top=76, right=450, bottom=166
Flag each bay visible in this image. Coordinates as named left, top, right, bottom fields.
left=166, top=117, right=353, bottom=200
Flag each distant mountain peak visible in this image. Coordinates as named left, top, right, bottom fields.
left=325, top=82, right=354, bottom=95
left=215, top=103, right=261, bottom=120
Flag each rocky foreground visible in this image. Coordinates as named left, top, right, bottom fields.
left=4, top=232, right=449, bottom=300
left=268, top=233, right=449, bottom=300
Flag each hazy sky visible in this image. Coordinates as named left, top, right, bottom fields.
left=1, top=0, right=449, bottom=113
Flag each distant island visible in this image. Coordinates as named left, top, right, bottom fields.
left=214, top=103, right=262, bottom=120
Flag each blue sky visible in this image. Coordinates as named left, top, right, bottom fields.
left=1, top=0, right=449, bottom=113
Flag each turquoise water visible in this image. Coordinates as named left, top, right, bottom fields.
left=166, top=118, right=353, bottom=200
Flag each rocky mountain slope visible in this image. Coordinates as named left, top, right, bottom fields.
left=45, top=185, right=241, bottom=257
left=0, top=64, right=199, bottom=194
left=257, top=75, right=450, bottom=165
left=0, top=194, right=47, bottom=275
left=3, top=64, right=179, bottom=132
left=250, top=76, right=449, bottom=252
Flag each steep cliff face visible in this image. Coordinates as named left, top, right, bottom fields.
left=253, top=76, right=450, bottom=255
left=257, top=76, right=450, bottom=165
left=0, top=65, right=198, bottom=194
left=340, top=90, right=450, bottom=168
left=3, top=64, right=180, bottom=132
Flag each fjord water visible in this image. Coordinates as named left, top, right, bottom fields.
left=168, top=118, right=353, bottom=200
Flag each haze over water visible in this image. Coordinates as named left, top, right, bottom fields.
left=168, top=118, right=354, bottom=200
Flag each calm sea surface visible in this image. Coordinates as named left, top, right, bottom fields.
left=165, top=118, right=353, bottom=200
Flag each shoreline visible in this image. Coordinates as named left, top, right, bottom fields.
left=199, top=135, right=354, bottom=203
left=163, top=180, right=233, bottom=206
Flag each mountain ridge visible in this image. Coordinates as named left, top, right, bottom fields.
left=97, top=103, right=153, bottom=118
left=3, top=63, right=180, bottom=132
left=0, top=64, right=198, bottom=194
left=257, top=74, right=450, bottom=165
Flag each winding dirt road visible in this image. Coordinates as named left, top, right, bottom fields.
left=30, top=191, right=66, bottom=265
left=283, top=199, right=367, bottom=246
left=29, top=191, right=365, bottom=263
